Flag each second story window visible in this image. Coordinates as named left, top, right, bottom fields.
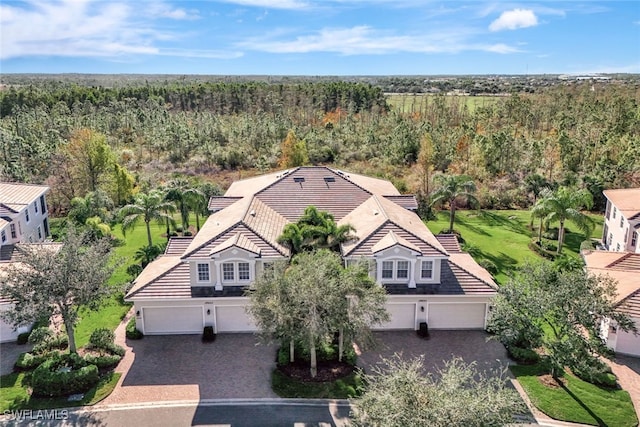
left=632, top=232, right=638, bottom=248
left=25, top=207, right=30, bottom=223
left=380, top=259, right=411, bottom=281
left=613, top=207, right=617, bottom=219
left=34, top=201, right=38, bottom=214
left=620, top=217, right=624, bottom=228
left=40, top=195, right=47, bottom=214
left=1, top=230, right=5, bottom=243
left=381, top=261, right=393, bottom=279
left=197, top=263, right=210, bottom=282
left=10, top=224, right=16, bottom=239
left=421, top=260, right=433, bottom=279
left=37, top=226, right=42, bottom=240
left=222, top=261, right=252, bottom=282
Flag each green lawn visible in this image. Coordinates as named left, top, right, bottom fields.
left=426, top=209, right=603, bottom=284
left=511, top=364, right=637, bottom=427
left=0, top=372, right=121, bottom=411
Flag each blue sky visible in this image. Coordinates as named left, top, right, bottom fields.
left=1, top=0, right=639, bottom=75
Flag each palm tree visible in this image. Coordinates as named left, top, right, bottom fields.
left=531, top=188, right=552, bottom=244
left=165, top=178, right=193, bottom=236
left=524, top=173, right=550, bottom=204
left=537, top=187, right=594, bottom=254
left=119, top=190, right=176, bottom=248
left=184, top=186, right=207, bottom=232
left=277, top=206, right=356, bottom=256
left=431, top=174, right=478, bottom=233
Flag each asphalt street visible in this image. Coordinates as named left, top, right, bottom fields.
left=0, top=400, right=352, bottom=427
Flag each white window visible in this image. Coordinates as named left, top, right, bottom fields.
left=10, top=224, right=16, bottom=239
left=37, top=226, right=42, bottom=240
left=608, top=233, right=613, bottom=246
left=421, top=260, right=433, bottom=279
left=40, top=195, right=47, bottom=214
left=222, top=262, right=252, bottom=282
left=620, top=217, right=624, bottom=228
left=238, top=262, right=250, bottom=281
left=396, top=261, right=409, bottom=279
left=605, top=203, right=611, bottom=219
left=222, top=263, right=234, bottom=281
left=25, top=208, right=30, bottom=223
left=632, top=232, right=637, bottom=248
left=197, top=263, right=210, bottom=282
left=34, top=201, right=38, bottom=214
left=1, top=230, right=5, bottom=243
left=613, top=207, right=617, bottom=219
left=381, top=261, right=393, bottom=279
left=380, top=259, right=411, bottom=281
left=616, top=243, right=621, bottom=251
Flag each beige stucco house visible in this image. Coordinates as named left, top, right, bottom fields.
left=125, top=167, right=497, bottom=336
left=602, top=188, right=640, bottom=253
left=0, top=182, right=51, bottom=342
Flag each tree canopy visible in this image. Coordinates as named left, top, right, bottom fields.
left=430, top=174, right=478, bottom=233
left=488, top=262, right=635, bottom=377
left=350, top=354, right=525, bottom=427
left=247, top=249, right=388, bottom=377
left=0, top=228, right=116, bottom=353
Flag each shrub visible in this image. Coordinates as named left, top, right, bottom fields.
left=17, top=332, right=30, bottom=345
left=14, top=351, right=58, bottom=371
left=84, top=353, right=122, bottom=369
left=28, top=327, right=53, bottom=345
left=125, top=316, right=143, bottom=340
left=478, top=258, right=498, bottom=275
left=507, top=346, right=540, bottom=365
left=32, top=333, right=68, bottom=354
left=571, top=358, right=618, bottom=388
left=89, top=328, right=116, bottom=350
left=31, top=353, right=99, bottom=397
left=542, top=227, right=559, bottom=240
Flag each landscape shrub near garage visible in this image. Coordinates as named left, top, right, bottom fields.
left=83, top=353, right=122, bottom=370
left=14, top=351, right=60, bottom=371
left=31, top=353, right=99, bottom=398
left=87, top=328, right=125, bottom=356
left=125, top=316, right=143, bottom=340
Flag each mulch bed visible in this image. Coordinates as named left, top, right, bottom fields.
left=538, top=373, right=567, bottom=389
left=278, top=360, right=355, bottom=382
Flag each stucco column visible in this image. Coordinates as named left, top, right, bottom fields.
left=214, top=261, right=222, bottom=291
left=409, top=259, right=417, bottom=288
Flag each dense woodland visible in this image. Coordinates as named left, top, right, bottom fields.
left=0, top=76, right=638, bottom=215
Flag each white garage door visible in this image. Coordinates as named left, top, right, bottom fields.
left=143, top=306, right=203, bottom=335
left=428, top=303, right=486, bottom=329
left=378, top=303, right=416, bottom=330
left=615, top=320, right=640, bottom=356
left=215, top=306, right=256, bottom=333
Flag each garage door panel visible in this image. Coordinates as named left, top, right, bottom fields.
left=616, top=329, right=640, bottom=357
left=428, top=303, right=486, bottom=329
left=143, top=307, right=203, bottom=335
left=377, top=303, right=415, bottom=330
left=216, top=306, right=256, bottom=332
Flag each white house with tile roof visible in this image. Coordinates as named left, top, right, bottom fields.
left=0, top=182, right=51, bottom=342
left=584, top=250, right=640, bottom=357
left=125, top=167, right=497, bottom=335
left=602, top=188, right=640, bottom=253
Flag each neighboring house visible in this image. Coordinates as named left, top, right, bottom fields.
left=583, top=250, right=640, bottom=357
left=602, top=188, right=640, bottom=253
left=0, top=182, right=51, bottom=343
left=126, top=167, right=497, bottom=336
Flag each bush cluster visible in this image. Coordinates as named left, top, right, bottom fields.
left=31, top=353, right=99, bottom=397
left=14, top=351, right=60, bottom=371
left=16, top=332, right=30, bottom=345
left=33, top=334, right=68, bottom=354
left=277, top=339, right=357, bottom=366
left=125, top=316, right=143, bottom=340
left=83, top=353, right=122, bottom=369
left=506, top=346, right=540, bottom=365
left=571, top=358, right=618, bottom=388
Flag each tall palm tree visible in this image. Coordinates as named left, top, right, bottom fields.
left=538, top=187, right=594, bottom=254
left=119, top=190, right=176, bottom=248
left=531, top=188, right=553, bottom=244
left=164, top=178, right=192, bottom=236
left=184, top=186, right=207, bottom=232
left=431, top=174, right=478, bottom=233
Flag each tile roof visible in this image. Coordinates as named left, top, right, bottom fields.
left=0, top=182, right=49, bottom=206
left=604, top=188, right=640, bottom=220
left=127, top=167, right=495, bottom=300
left=0, top=218, right=8, bottom=230
left=435, top=234, right=463, bottom=253
left=382, top=195, right=418, bottom=210
left=164, top=237, right=194, bottom=256
left=208, top=196, right=242, bottom=212
left=583, top=250, right=640, bottom=315
left=255, top=167, right=372, bottom=221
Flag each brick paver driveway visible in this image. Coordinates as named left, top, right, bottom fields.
left=102, top=317, right=511, bottom=406
left=607, top=355, right=640, bottom=420
left=358, top=330, right=510, bottom=375
left=102, top=333, right=278, bottom=405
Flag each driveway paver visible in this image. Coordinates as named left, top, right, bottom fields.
left=606, top=355, right=640, bottom=421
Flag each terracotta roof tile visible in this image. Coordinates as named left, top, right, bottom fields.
left=604, top=188, right=640, bottom=219
left=208, top=196, right=242, bottom=212
left=435, top=234, right=463, bottom=253
left=125, top=256, right=186, bottom=299
left=371, top=230, right=421, bottom=254
left=382, top=195, right=418, bottom=210
left=164, top=237, right=194, bottom=255
left=0, top=182, right=49, bottom=206
left=210, top=233, right=261, bottom=257
left=584, top=250, right=640, bottom=311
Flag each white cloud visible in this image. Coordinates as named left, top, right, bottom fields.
left=0, top=0, right=235, bottom=60
left=215, top=0, right=310, bottom=9
left=489, top=9, right=538, bottom=32
left=147, top=3, right=201, bottom=20
left=238, top=25, right=520, bottom=55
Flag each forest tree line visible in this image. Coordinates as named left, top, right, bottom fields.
left=0, top=78, right=638, bottom=214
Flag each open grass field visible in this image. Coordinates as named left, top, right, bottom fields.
left=385, top=93, right=503, bottom=114
left=425, top=209, right=603, bottom=284
left=511, top=364, right=637, bottom=427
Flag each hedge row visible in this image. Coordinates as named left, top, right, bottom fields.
left=31, top=353, right=99, bottom=397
